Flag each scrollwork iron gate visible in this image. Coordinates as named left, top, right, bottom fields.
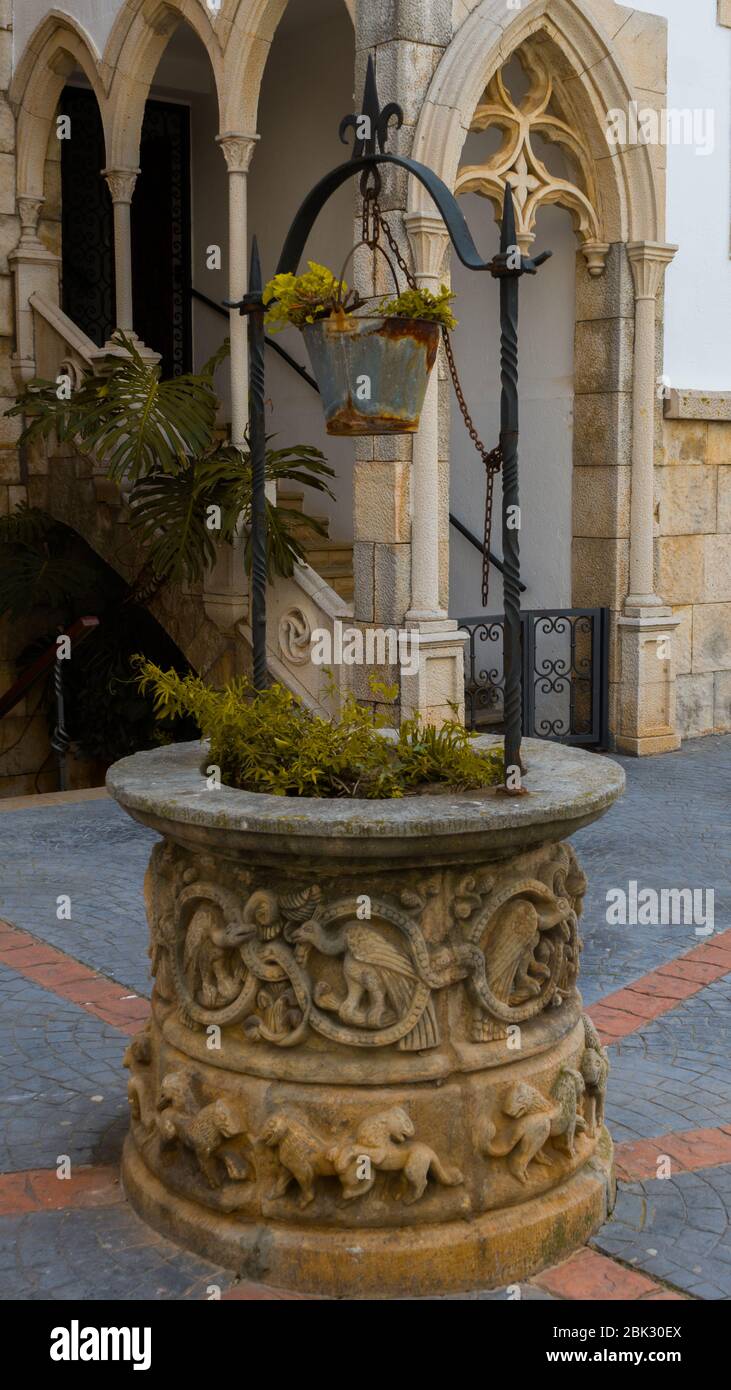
left=460, top=608, right=609, bottom=748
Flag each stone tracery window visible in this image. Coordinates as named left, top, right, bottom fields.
left=455, top=44, right=608, bottom=277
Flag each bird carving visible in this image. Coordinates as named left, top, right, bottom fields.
left=482, top=892, right=570, bottom=1005
left=290, top=918, right=438, bottom=1050
left=182, top=903, right=245, bottom=1008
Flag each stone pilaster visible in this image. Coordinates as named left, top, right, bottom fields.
left=616, top=242, right=680, bottom=755
left=9, top=194, right=61, bottom=386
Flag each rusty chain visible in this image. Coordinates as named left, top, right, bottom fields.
left=368, top=194, right=502, bottom=606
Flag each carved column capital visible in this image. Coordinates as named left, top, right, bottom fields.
left=17, top=196, right=44, bottom=241
left=102, top=168, right=140, bottom=204
left=403, top=212, right=450, bottom=287
left=216, top=132, right=259, bottom=174
left=626, top=241, right=678, bottom=300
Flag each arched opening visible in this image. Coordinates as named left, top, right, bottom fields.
left=52, top=18, right=223, bottom=374
left=134, top=20, right=224, bottom=377
left=248, top=0, right=356, bottom=549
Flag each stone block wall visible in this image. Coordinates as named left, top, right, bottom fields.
left=656, top=409, right=731, bottom=737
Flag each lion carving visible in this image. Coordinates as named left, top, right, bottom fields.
left=332, top=1106, right=464, bottom=1205
left=478, top=1068, right=587, bottom=1183
left=260, top=1114, right=337, bottom=1207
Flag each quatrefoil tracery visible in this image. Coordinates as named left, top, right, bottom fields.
left=456, top=49, right=608, bottom=278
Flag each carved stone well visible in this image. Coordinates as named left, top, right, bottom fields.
left=108, top=737, right=624, bottom=1297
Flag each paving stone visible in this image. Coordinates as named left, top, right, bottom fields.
left=0, top=1205, right=234, bottom=1301
left=593, top=1164, right=731, bottom=1299
left=0, top=964, right=128, bottom=1174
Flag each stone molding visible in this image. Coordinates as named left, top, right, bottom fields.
left=719, top=1, right=731, bottom=29
left=664, top=390, right=731, bottom=422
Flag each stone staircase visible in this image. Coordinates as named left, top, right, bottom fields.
left=278, top=490, right=354, bottom=602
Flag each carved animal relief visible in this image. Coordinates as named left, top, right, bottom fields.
left=478, top=1065, right=588, bottom=1184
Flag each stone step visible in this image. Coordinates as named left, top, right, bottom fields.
left=304, top=541, right=354, bottom=569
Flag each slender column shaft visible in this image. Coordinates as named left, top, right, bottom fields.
left=217, top=134, right=258, bottom=446
left=404, top=214, right=450, bottom=621
left=102, top=169, right=139, bottom=334
left=625, top=242, right=677, bottom=609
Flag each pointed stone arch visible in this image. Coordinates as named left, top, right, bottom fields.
left=105, top=0, right=226, bottom=170
left=407, top=0, right=664, bottom=245
left=10, top=12, right=109, bottom=200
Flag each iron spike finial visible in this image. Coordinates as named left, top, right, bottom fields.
left=339, top=54, right=403, bottom=159
left=500, top=181, right=517, bottom=255
left=492, top=181, right=553, bottom=278
left=249, top=235, right=262, bottom=294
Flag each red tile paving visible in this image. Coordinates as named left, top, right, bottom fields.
left=616, top=1125, right=731, bottom=1181
left=0, top=918, right=149, bottom=1035
left=532, top=1248, right=678, bottom=1301
left=587, top=927, right=731, bottom=1044
left=0, top=1165, right=123, bottom=1215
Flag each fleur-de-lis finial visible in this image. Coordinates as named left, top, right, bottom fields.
left=339, top=55, right=403, bottom=158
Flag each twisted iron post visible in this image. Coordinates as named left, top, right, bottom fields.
left=247, top=238, right=268, bottom=691
left=490, top=187, right=551, bottom=787
left=50, top=637, right=69, bottom=791
left=495, top=189, right=522, bottom=781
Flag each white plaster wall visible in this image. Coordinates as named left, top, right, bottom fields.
left=449, top=157, right=576, bottom=619
left=627, top=0, right=731, bottom=391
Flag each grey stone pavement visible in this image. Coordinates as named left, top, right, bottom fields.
left=0, top=733, right=729, bottom=1300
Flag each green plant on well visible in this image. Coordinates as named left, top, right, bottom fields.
left=136, top=659, right=505, bottom=798
left=380, top=284, right=457, bottom=329
left=263, top=262, right=360, bottom=332
left=264, top=265, right=457, bottom=332
left=6, top=333, right=335, bottom=587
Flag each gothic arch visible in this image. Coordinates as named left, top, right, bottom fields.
left=105, top=0, right=226, bottom=169
left=10, top=12, right=109, bottom=200
left=407, top=0, right=664, bottom=245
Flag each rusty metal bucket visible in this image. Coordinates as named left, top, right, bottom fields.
left=301, top=315, right=440, bottom=436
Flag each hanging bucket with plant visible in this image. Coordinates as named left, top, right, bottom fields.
left=263, top=223, right=456, bottom=437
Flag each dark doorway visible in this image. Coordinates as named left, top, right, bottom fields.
left=131, top=100, right=193, bottom=377
left=60, top=87, right=115, bottom=348
left=60, top=88, right=192, bottom=375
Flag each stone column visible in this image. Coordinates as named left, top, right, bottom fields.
left=401, top=210, right=467, bottom=725
left=98, top=168, right=159, bottom=364
left=616, top=242, right=680, bottom=755
left=202, top=133, right=259, bottom=637
left=216, top=133, right=258, bottom=447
